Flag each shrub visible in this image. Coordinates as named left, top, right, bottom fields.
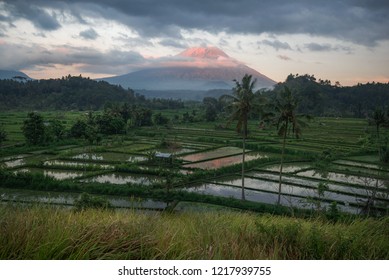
left=74, top=193, right=112, bottom=211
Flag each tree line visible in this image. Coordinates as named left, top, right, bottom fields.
left=1, top=74, right=389, bottom=116
left=0, top=75, right=184, bottom=111
left=271, top=74, right=389, bottom=117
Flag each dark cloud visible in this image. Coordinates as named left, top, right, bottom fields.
left=0, top=42, right=146, bottom=75
left=79, top=28, right=98, bottom=40
left=304, top=43, right=334, bottom=52
left=1, top=1, right=61, bottom=31
left=2, top=0, right=389, bottom=46
left=304, top=43, right=352, bottom=53
left=158, top=39, right=188, bottom=49
left=259, top=39, right=292, bottom=51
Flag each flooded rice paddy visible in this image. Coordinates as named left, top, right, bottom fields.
left=15, top=168, right=88, bottom=180
left=185, top=183, right=359, bottom=213
left=0, top=188, right=167, bottom=210
left=71, top=152, right=146, bottom=162
left=43, top=160, right=114, bottom=169
left=261, top=163, right=310, bottom=173
left=296, top=169, right=389, bottom=189
left=183, top=152, right=268, bottom=169
left=2, top=141, right=388, bottom=214
left=82, top=173, right=162, bottom=185
left=181, top=147, right=245, bottom=162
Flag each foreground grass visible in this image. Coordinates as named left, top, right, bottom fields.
left=0, top=204, right=388, bottom=260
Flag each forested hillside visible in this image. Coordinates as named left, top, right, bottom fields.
left=1, top=74, right=389, bottom=116
left=0, top=75, right=184, bottom=110
left=272, top=74, right=389, bottom=117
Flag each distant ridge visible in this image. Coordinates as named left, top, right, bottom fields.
left=0, top=70, right=33, bottom=81
left=101, top=46, right=276, bottom=91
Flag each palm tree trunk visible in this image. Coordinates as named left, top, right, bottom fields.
left=241, top=119, right=247, bottom=200
left=277, top=121, right=288, bottom=205
left=369, top=126, right=381, bottom=215
left=242, top=133, right=246, bottom=200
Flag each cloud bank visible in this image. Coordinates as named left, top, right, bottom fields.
left=0, top=0, right=388, bottom=83
left=2, top=0, right=389, bottom=45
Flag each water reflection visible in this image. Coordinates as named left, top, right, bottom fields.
left=181, top=147, right=244, bottom=162
left=0, top=188, right=166, bottom=210
left=83, top=173, right=161, bottom=185
left=44, top=160, right=113, bottom=169
left=213, top=176, right=363, bottom=204
left=261, top=163, right=310, bottom=173
left=155, top=148, right=195, bottom=155
left=297, top=170, right=388, bottom=189
left=185, top=183, right=359, bottom=213
left=16, top=168, right=87, bottom=180
left=184, top=153, right=267, bottom=169
left=334, top=160, right=382, bottom=170
left=72, top=153, right=104, bottom=160
left=3, top=158, right=26, bottom=168
left=71, top=152, right=146, bottom=162
left=247, top=171, right=385, bottom=197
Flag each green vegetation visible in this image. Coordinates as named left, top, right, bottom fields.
left=74, top=193, right=112, bottom=211
left=0, top=204, right=388, bottom=259
left=2, top=74, right=389, bottom=117
left=1, top=73, right=389, bottom=260
left=272, top=74, right=389, bottom=117
left=22, top=112, right=46, bottom=145
left=0, top=124, right=7, bottom=146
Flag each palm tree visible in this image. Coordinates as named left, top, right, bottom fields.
left=272, top=86, right=306, bottom=205
left=222, top=74, right=257, bottom=200
left=370, top=108, right=386, bottom=138
left=365, top=108, right=388, bottom=215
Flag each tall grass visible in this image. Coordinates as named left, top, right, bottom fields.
left=0, top=204, right=388, bottom=260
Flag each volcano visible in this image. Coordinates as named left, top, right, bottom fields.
left=102, top=46, right=276, bottom=91
left=0, top=70, right=33, bottom=81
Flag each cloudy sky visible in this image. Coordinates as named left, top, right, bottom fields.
left=0, top=0, right=388, bottom=85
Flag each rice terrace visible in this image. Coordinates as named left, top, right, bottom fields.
left=1, top=73, right=389, bottom=260
left=1, top=110, right=388, bottom=215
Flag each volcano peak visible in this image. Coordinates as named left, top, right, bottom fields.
left=178, top=46, right=229, bottom=59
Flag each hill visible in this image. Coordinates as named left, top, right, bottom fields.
left=271, top=74, right=389, bottom=117
left=0, top=75, right=183, bottom=111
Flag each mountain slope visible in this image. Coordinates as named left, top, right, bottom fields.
left=0, top=70, right=33, bottom=81
left=101, top=47, right=276, bottom=90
